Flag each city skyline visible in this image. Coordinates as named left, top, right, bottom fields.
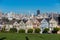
left=0, top=0, right=60, bottom=14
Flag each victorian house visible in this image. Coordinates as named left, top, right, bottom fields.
left=40, top=18, right=49, bottom=28
left=19, top=20, right=26, bottom=29
left=32, top=18, right=40, bottom=29
left=13, top=21, right=20, bottom=31
left=26, top=18, right=33, bottom=29
left=40, top=18, right=49, bottom=33
left=49, top=14, right=58, bottom=30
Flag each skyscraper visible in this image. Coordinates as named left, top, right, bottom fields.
left=37, top=10, right=40, bottom=16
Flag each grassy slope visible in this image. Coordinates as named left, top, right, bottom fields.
left=0, top=33, right=60, bottom=40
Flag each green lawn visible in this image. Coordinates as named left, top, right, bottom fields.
left=0, top=33, right=60, bottom=40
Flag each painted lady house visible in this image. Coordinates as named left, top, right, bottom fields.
left=49, top=14, right=58, bottom=32
left=40, top=18, right=49, bottom=33
left=30, top=15, right=40, bottom=29
left=26, top=18, right=33, bottom=29
left=19, top=20, right=26, bottom=29
left=37, top=14, right=49, bottom=33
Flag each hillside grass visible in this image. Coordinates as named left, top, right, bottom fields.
left=0, top=33, right=60, bottom=40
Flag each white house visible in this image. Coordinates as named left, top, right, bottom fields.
left=19, top=21, right=26, bottom=29
left=40, top=18, right=49, bottom=33
left=4, top=24, right=13, bottom=31
left=5, top=24, right=10, bottom=31
left=40, top=18, right=49, bottom=28
left=13, top=21, right=20, bottom=30
left=13, top=21, right=18, bottom=27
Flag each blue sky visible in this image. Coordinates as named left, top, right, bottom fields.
left=0, top=0, right=60, bottom=14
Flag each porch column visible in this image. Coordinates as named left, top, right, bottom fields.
left=33, top=28, right=35, bottom=33
left=25, top=29, right=28, bottom=33
left=40, top=27, right=43, bottom=34
left=49, top=27, right=52, bottom=33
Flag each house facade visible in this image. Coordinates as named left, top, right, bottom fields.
left=19, top=21, right=26, bottom=29
left=40, top=18, right=49, bottom=33
left=40, top=18, right=49, bottom=29
left=49, top=17, right=58, bottom=31
left=49, top=18, right=58, bottom=28
left=26, top=19, right=33, bottom=29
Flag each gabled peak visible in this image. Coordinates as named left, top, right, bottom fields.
left=41, top=18, right=48, bottom=23
left=20, top=20, right=24, bottom=24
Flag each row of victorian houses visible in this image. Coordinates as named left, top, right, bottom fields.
left=0, top=12, right=60, bottom=33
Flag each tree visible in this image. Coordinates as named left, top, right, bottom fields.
left=9, top=28, right=17, bottom=33
left=43, top=28, right=49, bottom=33
left=19, top=29, right=25, bottom=33
left=52, top=27, right=60, bottom=33
left=27, top=29, right=33, bottom=33
left=35, top=28, right=40, bottom=33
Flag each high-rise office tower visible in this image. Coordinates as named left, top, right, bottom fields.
left=37, top=10, right=40, bottom=16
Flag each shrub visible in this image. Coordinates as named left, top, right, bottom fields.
left=1, top=27, right=8, bottom=33
left=1, top=28, right=5, bottom=32
left=52, top=27, right=60, bottom=33
left=19, top=29, right=25, bottom=33
left=9, top=28, right=17, bottom=33
left=27, top=29, right=33, bottom=33
left=1, top=29, right=9, bottom=33
left=43, top=28, right=49, bottom=33
left=35, top=28, right=40, bottom=33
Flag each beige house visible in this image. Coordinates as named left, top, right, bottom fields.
left=49, top=18, right=57, bottom=28
left=49, top=15, right=58, bottom=28
left=49, top=14, right=58, bottom=31
left=26, top=19, right=33, bottom=29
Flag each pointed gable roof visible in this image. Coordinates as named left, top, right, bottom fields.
left=49, top=14, right=57, bottom=23
left=22, top=18, right=28, bottom=23
left=41, top=18, right=48, bottom=23
left=26, top=18, right=33, bottom=25
left=45, top=18, right=50, bottom=22
left=36, top=18, right=43, bottom=23
left=13, top=21, right=18, bottom=25
left=19, top=20, right=25, bottom=25
left=31, top=18, right=40, bottom=26
left=40, top=18, right=49, bottom=28
left=49, top=18, right=57, bottom=24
